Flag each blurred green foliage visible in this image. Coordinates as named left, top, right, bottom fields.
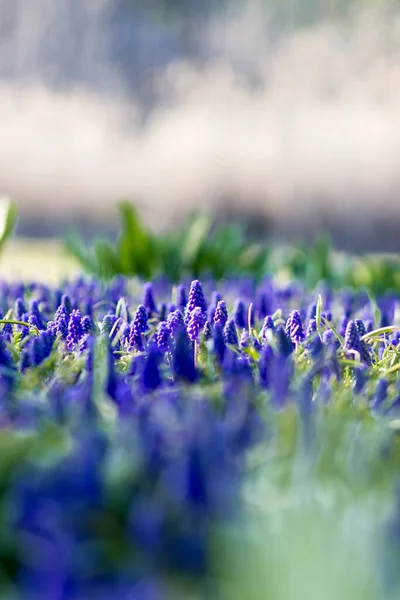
left=0, top=199, right=17, bottom=255
left=65, top=201, right=400, bottom=296
left=65, top=202, right=268, bottom=283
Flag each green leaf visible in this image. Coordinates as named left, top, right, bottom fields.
left=0, top=198, right=17, bottom=253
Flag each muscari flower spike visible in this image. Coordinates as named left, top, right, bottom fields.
left=176, top=284, right=187, bottom=312
left=187, top=307, right=204, bottom=342
left=223, top=319, right=239, bottom=346
left=156, top=321, right=171, bottom=353
left=186, top=280, right=207, bottom=318
left=143, top=282, right=157, bottom=317
left=202, top=320, right=213, bottom=342
left=287, top=310, right=305, bottom=343
left=66, top=309, right=84, bottom=351
left=213, top=300, right=229, bottom=329
left=167, top=310, right=185, bottom=336
left=261, top=315, right=275, bottom=339
left=233, top=299, right=247, bottom=329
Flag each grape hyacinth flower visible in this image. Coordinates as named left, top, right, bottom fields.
left=66, top=309, right=84, bottom=351
left=143, top=282, right=157, bottom=317
left=203, top=320, right=213, bottom=342
left=260, top=315, right=275, bottom=340
left=186, top=280, right=207, bottom=321
left=82, top=315, right=95, bottom=334
left=128, top=305, right=149, bottom=351
left=54, top=305, right=69, bottom=339
left=187, top=307, right=204, bottom=343
left=61, top=293, right=73, bottom=315
left=287, top=310, right=305, bottom=344
left=176, top=284, right=187, bottom=312
left=156, top=321, right=171, bottom=354
left=167, top=310, right=185, bottom=336
left=159, top=303, right=167, bottom=322
left=223, top=319, right=239, bottom=346
left=306, top=318, right=317, bottom=339
left=233, top=299, right=247, bottom=329
left=213, top=300, right=229, bottom=329
left=276, top=325, right=294, bottom=357
left=240, top=331, right=250, bottom=350
left=101, top=314, right=119, bottom=343
left=29, top=300, right=45, bottom=330
left=173, top=329, right=197, bottom=382
left=212, top=323, right=226, bottom=363
left=14, top=298, right=27, bottom=320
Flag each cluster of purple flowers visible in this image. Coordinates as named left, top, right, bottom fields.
left=0, top=275, right=398, bottom=597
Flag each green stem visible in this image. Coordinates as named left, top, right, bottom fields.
left=0, top=319, right=38, bottom=333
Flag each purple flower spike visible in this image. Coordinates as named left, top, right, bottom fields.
left=187, top=307, right=204, bottom=342
left=186, top=280, right=207, bottom=317
left=82, top=315, right=95, bottom=334
left=66, top=309, right=84, bottom=351
left=167, top=310, right=185, bottom=336
left=143, top=282, right=157, bottom=316
left=203, top=320, right=213, bottom=341
left=133, top=305, right=149, bottom=334
left=344, top=320, right=362, bottom=357
left=156, top=321, right=171, bottom=353
left=233, top=299, right=247, bottom=329
left=287, top=310, right=305, bottom=343
left=176, top=284, right=187, bottom=312
left=261, top=315, right=275, bottom=339
left=306, top=318, right=317, bottom=339
left=128, top=305, right=148, bottom=352
left=14, top=298, right=27, bottom=320
left=223, top=319, right=239, bottom=346
left=54, top=305, right=69, bottom=339
left=213, top=300, right=229, bottom=329
left=29, top=300, right=45, bottom=330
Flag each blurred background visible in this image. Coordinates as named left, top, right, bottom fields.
left=1, top=0, right=400, bottom=252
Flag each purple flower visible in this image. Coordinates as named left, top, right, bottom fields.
left=343, top=320, right=362, bottom=356
left=258, top=345, right=275, bottom=388
left=212, top=324, right=226, bottom=363
left=186, top=280, right=207, bottom=319
left=128, top=305, right=149, bottom=351
left=101, top=313, right=119, bottom=340
left=176, top=284, right=187, bottom=312
left=223, top=319, right=239, bottom=346
left=276, top=325, right=294, bottom=357
left=142, top=343, right=162, bottom=391
left=158, top=303, right=167, bottom=322
left=133, top=305, right=149, bottom=334
left=233, top=299, right=247, bottom=329
left=82, top=315, right=95, bottom=334
left=187, top=307, right=204, bottom=342
left=287, top=310, right=305, bottom=343
left=306, top=318, right=317, bottom=339
left=339, top=316, right=349, bottom=338
left=167, top=310, right=185, bottom=336
left=202, top=320, right=213, bottom=341
left=156, top=322, right=171, bottom=353
left=66, top=309, right=84, bottom=351
left=143, top=282, right=157, bottom=317
left=29, top=300, right=45, bottom=330
left=213, top=300, right=229, bottom=329
left=257, top=292, right=271, bottom=320
left=61, top=293, right=72, bottom=315
left=54, top=305, right=69, bottom=339
left=172, top=329, right=197, bottom=382
left=14, top=298, right=27, bottom=320
left=240, top=331, right=250, bottom=350
left=260, top=315, right=275, bottom=339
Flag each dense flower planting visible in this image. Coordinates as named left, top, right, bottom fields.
left=0, top=275, right=400, bottom=598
